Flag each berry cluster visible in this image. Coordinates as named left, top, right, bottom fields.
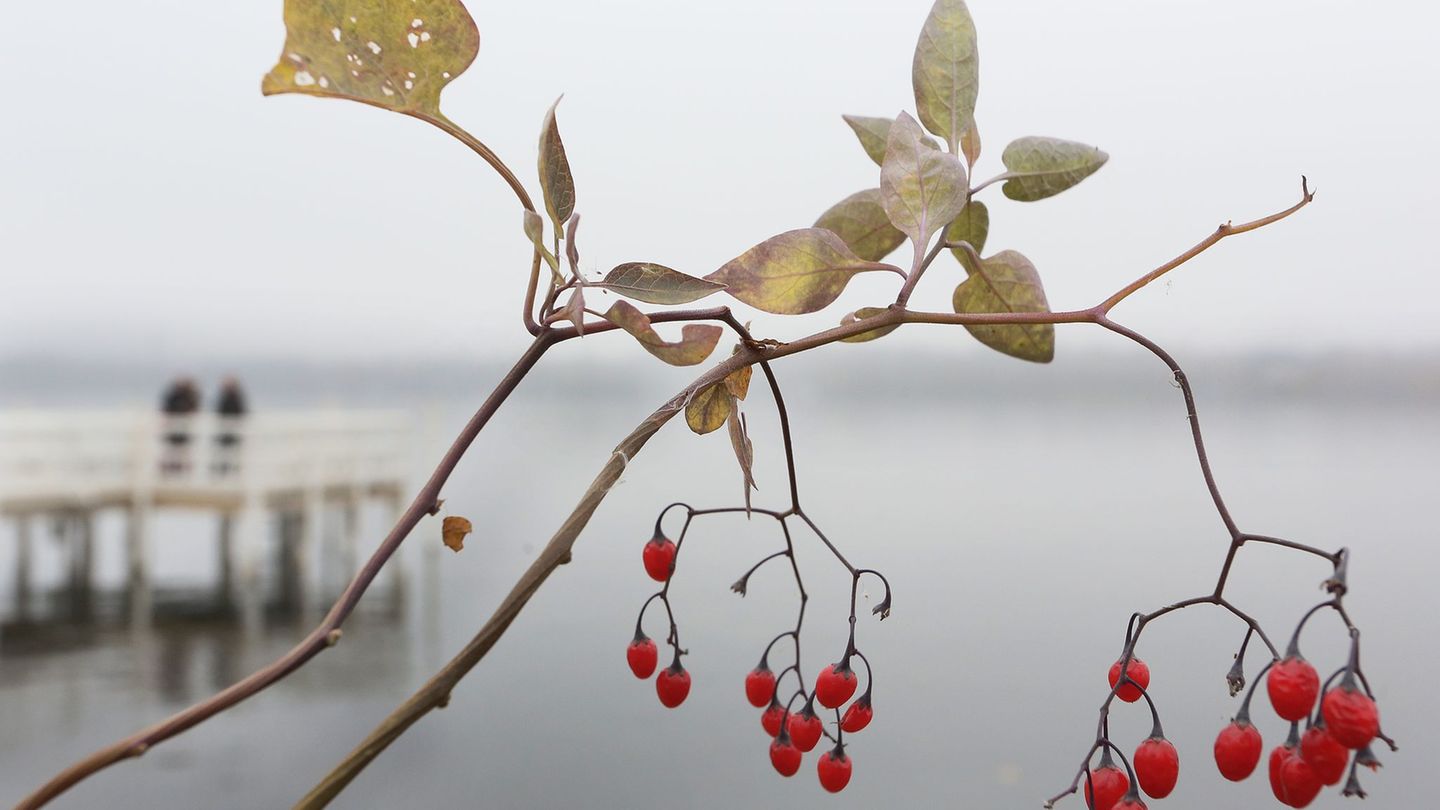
left=1048, top=552, right=1395, bottom=810
left=625, top=502, right=890, bottom=795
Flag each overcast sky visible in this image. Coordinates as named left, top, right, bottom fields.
left=2, top=0, right=1437, bottom=367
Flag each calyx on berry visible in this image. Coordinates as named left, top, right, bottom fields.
left=642, top=534, right=677, bottom=582
left=1108, top=656, right=1150, bottom=703
left=814, top=660, right=858, bottom=709
left=626, top=633, right=658, bottom=679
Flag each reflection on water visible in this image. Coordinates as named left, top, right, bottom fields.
left=1, top=355, right=1437, bottom=808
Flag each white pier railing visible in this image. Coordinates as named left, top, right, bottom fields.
left=0, top=409, right=417, bottom=630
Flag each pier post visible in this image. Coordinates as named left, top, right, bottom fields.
left=69, top=509, right=96, bottom=618
left=217, top=512, right=237, bottom=611
left=14, top=513, right=32, bottom=622
left=126, top=499, right=153, bottom=629
left=299, top=487, right=323, bottom=618
left=235, top=495, right=266, bottom=636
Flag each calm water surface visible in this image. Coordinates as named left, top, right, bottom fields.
left=1, top=355, right=1436, bottom=808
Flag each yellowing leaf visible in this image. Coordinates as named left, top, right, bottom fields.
left=880, top=113, right=969, bottom=251
left=1000, top=137, right=1109, bottom=201
left=814, top=189, right=907, bottom=263
left=842, top=115, right=940, bottom=167
left=686, top=384, right=731, bottom=435
left=603, top=301, right=722, bottom=366
left=839, top=307, right=900, bottom=344
left=912, top=0, right=979, bottom=151
left=945, top=200, right=989, bottom=259
left=723, top=352, right=753, bottom=400
left=707, top=228, right=898, bottom=315
left=597, top=263, right=726, bottom=305
left=952, top=249, right=1054, bottom=362
left=538, top=96, right=576, bottom=230
left=727, top=407, right=757, bottom=510
left=262, top=0, right=479, bottom=116
left=442, top=515, right=472, bottom=553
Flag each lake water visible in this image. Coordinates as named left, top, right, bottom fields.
left=1, top=349, right=1436, bottom=808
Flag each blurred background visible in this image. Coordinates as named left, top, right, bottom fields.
left=1, top=0, right=1437, bottom=807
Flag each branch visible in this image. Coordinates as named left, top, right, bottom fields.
left=13, top=333, right=559, bottom=810
left=298, top=348, right=758, bottom=805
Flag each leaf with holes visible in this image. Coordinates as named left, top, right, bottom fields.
left=880, top=112, right=969, bottom=252
left=842, top=115, right=940, bottom=166
left=707, top=228, right=900, bottom=315
left=603, top=301, right=722, bottom=366
left=945, top=200, right=988, bottom=259
left=952, top=249, right=1054, bottom=362
left=912, top=0, right=979, bottom=150
left=686, top=383, right=731, bottom=435
left=441, top=515, right=472, bottom=553
left=839, top=307, right=900, bottom=344
left=262, top=0, right=478, bottom=117
left=815, top=189, right=907, bottom=263
left=727, top=406, right=757, bottom=510
left=538, top=97, right=575, bottom=230
left=1000, top=137, right=1109, bottom=201
left=597, top=263, right=726, bottom=305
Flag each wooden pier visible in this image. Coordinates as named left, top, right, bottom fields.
left=0, top=409, right=416, bottom=633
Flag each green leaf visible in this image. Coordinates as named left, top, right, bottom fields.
left=951, top=249, right=1054, bottom=362
left=597, top=262, right=726, bottom=305
left=707, top=228, right=899, bottom=315
left=842, top=115, right=940, bottom=167
left=522, top=210, right=561, bottom=282
left=912, top=0, right=979, bottom=151
left=262, top=0, right=479, bottom=116
left=1000, top=137, right=1109, bottom=201
left=603, top=301, right=722, bottom=366
left=815, top=189, right=907, bottom=263
left=880, top=112, right=969, bottom=252
left=945, top=200, right=989, bottom=259
left=839, top=307, right=900, bottom=344
left=686, top=383, right=731, bottom=435
left=538, top=96, right=576, bottom=231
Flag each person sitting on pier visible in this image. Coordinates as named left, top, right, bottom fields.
left=159, top=377, right=201, bottom=475
left=212, top=377, right=248, bottom=476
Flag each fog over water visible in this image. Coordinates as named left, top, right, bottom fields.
left=1, top=351, right=1435, bottom=808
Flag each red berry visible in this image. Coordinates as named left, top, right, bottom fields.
left=816, top=746, right=852, bottom=793
left=769, top=733, right=802, bottom=777
left=1112, top=798, right=1148, bottom=810
left=655, top=663, right=691, bottom=708
left=1213, top=720, right=1263, bottom=782
left=1300, top=724, right=1349, bottom=786
left=1321, top=684, right=1379, bottom=749
left=1280, top=751, right=1323, bottom=807
left=840, top=696, right=873, bottom=733
left=815, top=662, right=858, bottom=709
left=626, top=635, right=658, bottom=679
left=1108, top=657, right=1150, bottom=703
left=787, top=708, right=823, bottom=753
left=1268, top=744, right=1291, bottom=804
left=1084, top=764, right=1129, bottom=810
left=760, top=702, right=786, bottom=737
left=745, top=666, right=777, bottom=708
left=1133, top=736, right=1179, bottom=799
left=1266, top=655, right=1320, bottom=721
left=642, top=536, right=676, bottom=582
